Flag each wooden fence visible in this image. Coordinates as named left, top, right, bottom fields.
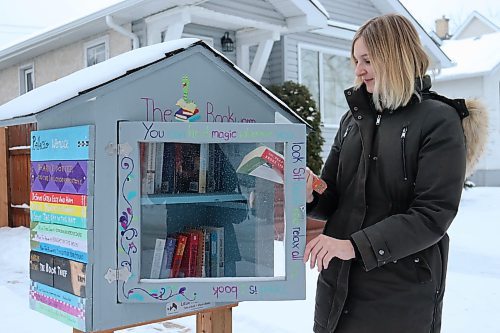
left=0, top=123, right=36, bottom=228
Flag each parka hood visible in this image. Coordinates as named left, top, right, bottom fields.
left=420, top=76, right=489, bottom=178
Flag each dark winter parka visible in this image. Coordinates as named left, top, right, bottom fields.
left=308, top=77, right=483, bottom=333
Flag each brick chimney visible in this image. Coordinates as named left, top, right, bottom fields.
left=435, top=15, right=451, bottom=40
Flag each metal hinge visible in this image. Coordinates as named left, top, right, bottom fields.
left=104, top=267, right=132, bottom=283
left=105, top=142, right=133, bottom=156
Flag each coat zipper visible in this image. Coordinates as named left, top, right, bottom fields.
left=341, top=124, right=353, bottom=146
left=401, top=126, right=408, bottom=181
left=375, top=113, right=382, bottom=126
left=431, top=289, right=440, bottom=332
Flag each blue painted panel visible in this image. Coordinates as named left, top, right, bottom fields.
left=31, top=125, right=95, bottom=161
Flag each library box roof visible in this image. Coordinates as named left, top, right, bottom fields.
left=0, top=38, right=308, bottom=128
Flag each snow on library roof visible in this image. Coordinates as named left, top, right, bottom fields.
left=0, top=38, right=303, bottom=125
left=0, top=38, right=197, bottom=121
left=435, top=31, right=500, bottom=82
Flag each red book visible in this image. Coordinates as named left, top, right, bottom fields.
left=179, top=232, right=199, bottom=277
left=169, top=234, right=188, bottom=278
left=236, top=146, right=284, bottom=184
left=261, top=148, right=284, bottom=174
left=186, top=229, right=205, bottom=277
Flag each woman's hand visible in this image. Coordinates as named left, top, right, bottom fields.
left=306, top=167, right=315, bottom=203
left=303, top=234, right=355, bottom=271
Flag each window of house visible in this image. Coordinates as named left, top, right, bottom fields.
left=19, top=64, right=34, bottom=95
left=299, top=45, right=352, bottom=127
left=84, top=37, right=109, bottom=67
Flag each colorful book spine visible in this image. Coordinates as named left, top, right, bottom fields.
left=144, top=142, right=156, bottom=194
left=204, top=227, right=224, bottom=277
left=198, top=143, right=208, bottom=193
left=159, top=237, right=177, bottom=279
left=30, top=251, right=55, bottom=287
left=170, top=234, right=188, bottom=278
left=154, top=143, right=165, bottom=193
left=150, top=238, right=166, bottom=279
left=160, top=143, right=175, bottom=194
left=179, top=232, right=199, bottom=277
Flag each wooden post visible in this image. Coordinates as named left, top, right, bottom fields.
left=72, top=303, right=237, bottom=333
left=0, top=127, right=9, bottom=228
left=196, top=306, right=233, bottom=333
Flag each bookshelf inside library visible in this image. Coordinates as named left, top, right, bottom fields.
left=139, top=141, right=287, bottom=281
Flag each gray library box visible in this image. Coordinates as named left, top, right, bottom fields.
left=2, top=40, right=308, bottom=332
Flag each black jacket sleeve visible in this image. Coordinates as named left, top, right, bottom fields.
left=351, top=104, right=466, bottom=271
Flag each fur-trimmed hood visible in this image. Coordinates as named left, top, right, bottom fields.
left=417, top=75, right=489, bottom=178
left=424, top=89, right=489, bottom=178
left=462, top=99, right=489, bottom=178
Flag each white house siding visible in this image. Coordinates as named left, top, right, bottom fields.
left=0, top=67, right=18, bottom=105
left=259, top=39, right=284, bottom=87
left=0, top=28, right=132, bottom=106
left=200, top=0, right=285, bottom=26
left=321, top=0, right=379, bottom=25
left=433, top=75, right=500, bottom=185
left=283, top=33, right=352, bottom=164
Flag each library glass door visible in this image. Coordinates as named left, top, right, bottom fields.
left=117, top=121, right=306, bottom=304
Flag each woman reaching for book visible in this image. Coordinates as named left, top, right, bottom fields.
left=303, top=13, right=487, bottom=333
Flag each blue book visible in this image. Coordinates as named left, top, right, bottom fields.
left=161, top=143, right=176, bottom=194
left=159, top=237, right=177, bottom=279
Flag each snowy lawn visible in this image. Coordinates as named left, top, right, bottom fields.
left=1, top=187, right=499, bottom=332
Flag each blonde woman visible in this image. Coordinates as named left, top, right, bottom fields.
left=304, top=14, right=487, bottom=333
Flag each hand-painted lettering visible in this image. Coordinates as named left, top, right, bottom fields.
left=142, top=97, right=173, bottom=122
left=213, top=285, right=238, bottom=300
left=142, top=122, right=164, bottom=140
left=249, top=285, right=258, bottom=295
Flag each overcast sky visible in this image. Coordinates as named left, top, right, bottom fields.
left=0, top=0, right=499, bottom=48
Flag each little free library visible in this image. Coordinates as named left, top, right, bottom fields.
left=0, top=39, right=308, bottom=332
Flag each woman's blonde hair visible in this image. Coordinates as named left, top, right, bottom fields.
left=351, top=14, right=429, bottom=111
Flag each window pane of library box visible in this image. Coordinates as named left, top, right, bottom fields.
left=139, top=142, right=286, bottom=279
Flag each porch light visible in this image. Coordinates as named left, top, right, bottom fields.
left=221, top=32, right=234, bottom=52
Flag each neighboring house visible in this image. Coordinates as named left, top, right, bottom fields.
left=431, top=12, right=500, bottom=185
left=0, top=0, right=452, bottom=226
left=0, top=0, right=452, bottom=151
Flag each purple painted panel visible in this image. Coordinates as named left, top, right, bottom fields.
left=31, top=161, right=93, bottom=195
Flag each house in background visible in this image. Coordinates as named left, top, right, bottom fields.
left=0, top=0, right=452, bottom=227
left=431, top=12, right=500, bottom=185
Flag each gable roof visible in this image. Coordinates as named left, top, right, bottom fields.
left=435, top=31, right=500, bottom=82
left=452, top=10, right=500, bottom=40
left=0, top=38, right=309, bottom=127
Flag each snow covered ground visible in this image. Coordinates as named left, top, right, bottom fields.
left=1, top=187, right=499, bottom=332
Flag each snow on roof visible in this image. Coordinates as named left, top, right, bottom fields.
left=0, top=38, right=200, bottom=121
left=435, top=31, right=500, bottom=82
left=0, top=37, right=308, bottom=126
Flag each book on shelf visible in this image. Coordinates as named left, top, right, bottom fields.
left=203, top=226, right=225, bottom=277
left=154, top=143, right=165, bottom=193
left=150, top=238, right=166, bottom=279
left=179, top=231, right=199, bottom=278
left=207, top=144, right=217, bottom=193
left=198, top=143, right=208, bottom=193
left=236, top=145, right=284, bottom=184
left=174, top=143, right=200, bottom=193
left=160, top=143, right=176, bottom=194
left=170, top=233, right=188, bottom=278
left=144, top=142, right=157, bottom=194
left=159, top=236, right=177, bottom=279
left=186, top=228, right=206, bottom=277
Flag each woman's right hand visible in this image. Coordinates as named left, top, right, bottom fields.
left=306, top=167, right=315, bottom=203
